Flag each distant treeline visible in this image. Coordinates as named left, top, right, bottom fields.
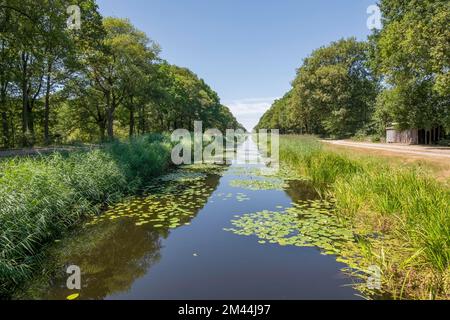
left=0, top=0, right=244, bottom=148
left=256, top=0, right=449, bottom=139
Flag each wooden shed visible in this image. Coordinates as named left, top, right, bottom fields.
left=386, top=125, right=445, bottom=145
left=386, top=127, right=418, bottom=144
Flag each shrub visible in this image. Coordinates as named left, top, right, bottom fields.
left=0, top=134, right=171, bottom=296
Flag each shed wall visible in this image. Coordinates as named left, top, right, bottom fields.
left=386, top=128, right=418, bottom=144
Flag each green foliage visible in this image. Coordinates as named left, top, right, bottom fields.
left=104, top=135, right=172, bottom=190
left=0, top=134, right=171, bottom=296
left=146, top=63, right=245, bottom=133
left=256, top=39, right=378, bottom=138
left=0, top=0, right=104, bottom=147
left=257, top=1, right=449, bottom=139
left=255, top=91, right=293, bottom=133
left=0, top=3, right=243, bottom=149
left=224, top=200, right=363, bottom=272
left=279, top=136, right=450, bottom=299
left=229, top=178, right=288, bottom=191
left=334, top=168, right=450, bottom=273
left=280, top=135, right=362, bottom=190
left=372, top=0, right=450, bottom=131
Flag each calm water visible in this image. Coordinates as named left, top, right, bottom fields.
left=27, top=139, right=362, bottom=300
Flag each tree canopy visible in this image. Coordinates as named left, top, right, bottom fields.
left=372, top=0, right=450, bottom=131
left=256, top=38, right=378, bottom=138
left=257, top=1, right=449, bottom=139
left=0, top=1, right=243, bottom=148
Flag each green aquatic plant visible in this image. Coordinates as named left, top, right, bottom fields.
left=159, top=171, right=207, bottom=183
left=224, top=199, right=371, bottom=276
left=88, top=170, right=219, bottom=231
left=227, top=201, right=347, bottom=248
left=227, top=166, right=266, bottom=177
left=180, top=163, right=226, bottom=175
left=229, top=178, right=288, bottom=191
left=279, top=135, right=450, bottom=299
left=227, top=165, right=308, bottom=182
left=236, top=193, right=251, bottom=202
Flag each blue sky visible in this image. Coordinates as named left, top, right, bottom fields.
left=97, top=0, right=376, bottom=130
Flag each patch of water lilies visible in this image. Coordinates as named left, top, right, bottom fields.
left=226, top=165, right=307, bottom=181
left=227, top=166, right=267, bottom=177
left=275, top=166, right=309, bottom=181
left=86, top=169, right=220, bottom=230
left=229, top=178, right=288, bottom=191
left=213, top=191, right=251, bottom=202
left=181, top=163, right=226, bottom=175
left=159, top=171, right=207, bottom=183
left=224, top=199, right=366, bottom=273
left=236, top=192, right=251, bottom=202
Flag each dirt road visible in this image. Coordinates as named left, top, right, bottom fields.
left=0, top=146, right=98, bottom=158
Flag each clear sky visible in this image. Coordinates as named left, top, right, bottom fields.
left=97, top=0, right=376, bottom=130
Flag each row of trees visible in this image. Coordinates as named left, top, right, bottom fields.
left=0, top=0, right=243, bottom=148
left=256, top=0, right=449, bottom=138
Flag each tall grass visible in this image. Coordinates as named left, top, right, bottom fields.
left=280, top=135, right=450, bottom=299
left=280, top=136, right=362, bottom=189
left=0, top=134, right=172, bottom=297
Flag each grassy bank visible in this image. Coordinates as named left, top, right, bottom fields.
left=0, top=134, right=173, bottom=297
left=279, top=135, right=449, bottom=299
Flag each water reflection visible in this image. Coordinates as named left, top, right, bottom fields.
left=285, top=179, right=319, bottom=201
left=44, top=220, right=162, bottom=299
left=23, top=170, right=223, bottom=300
left=22, top=139, right=362, bottom=300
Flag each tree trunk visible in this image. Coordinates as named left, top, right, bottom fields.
left=44, top=60, right=53, bottom=145
left=129, top=96, right=134, bottom=137
left=21, top=52, right=29, bottom=146
left=107, top=109, right=114, bottom=139
left=0, top=85, right=9, bottom=148
left=137, top=104, right=143, bottom=134
left=0, top=40, right=9, bottom=148
left=20, top=52, right=37, bottom=146
left=95, top=104, right=106, bottom=142
left=159, top=113, right=163, bottom=131
left=10, top=114, right=15, bottom=147
left=107, top=93, right=115, bottom=140
left=1, top=111, right=8, bottom=148
left=129, top=107, right=135, bottom=137
left=28, top=90, right=35, bottom=145
left=99, top=119, right=106, bottom=142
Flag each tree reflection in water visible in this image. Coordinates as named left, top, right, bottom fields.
left=22, top=170, right=223, bottom=300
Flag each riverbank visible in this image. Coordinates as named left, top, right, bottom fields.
left=0, top=134, right=173, bottom=297
left=279, top=135, right=449, bottom=299
left=15, top=138, right=364, bottom=300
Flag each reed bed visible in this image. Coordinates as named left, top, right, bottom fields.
left=280, top=135, right=450, bottom=299
left=0, top=134, right=172, bottom=297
